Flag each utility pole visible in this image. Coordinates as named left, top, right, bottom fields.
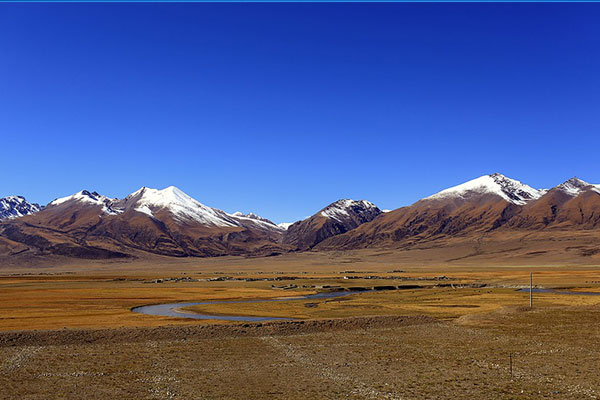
left=530, top=272, right=533, bottom=308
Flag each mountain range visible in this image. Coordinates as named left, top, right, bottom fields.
left=0, top=196, right=42, bottom=220
left=1, top=173, right=600, bottom=263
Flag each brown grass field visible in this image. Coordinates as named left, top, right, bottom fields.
left=1, top=250, right=600, bottom=398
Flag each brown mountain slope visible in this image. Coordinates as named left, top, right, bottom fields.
left=2, top=174, right=600, bottom=262
left=0, top=187, right=287, bottom=259
left=317, top=176, right=600, bottom=259
left=316, top=196, right=518, bottom=250
left=505, top=178, right=600, bottom=229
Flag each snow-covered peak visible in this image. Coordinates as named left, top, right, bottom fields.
left=232, top=211, right=270, bottom=222
left=123, top=186, right=237, bottom=227
left=320, top=199, right=380, bottom=222
left=555, top=177, right=600, bottom=196
left=425, top=173, right=542, bottom=206
left=48, top=190, right=120, bottom=215
left=229, top=211, right=283, bottom=231
left=0, top=196, right=42, bottom=221
left=118, top=186, right=284, bottom=231
left=49, top=190, right=112, bottom=207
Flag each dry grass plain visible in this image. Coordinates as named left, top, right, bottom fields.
left=1, top=250, right=600, bottom=398
left=2, top=307, right=600, bottom=399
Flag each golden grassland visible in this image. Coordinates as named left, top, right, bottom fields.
left=1, top=250, right=600, bottom=331
left=2, top=252, right=600, bottom=399
left=181, top=287, right=600, bottom=321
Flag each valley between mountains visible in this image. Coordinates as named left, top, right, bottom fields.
left=1, top=173, right=600, bottom=265
left=3, top=174, right=600, bottom=400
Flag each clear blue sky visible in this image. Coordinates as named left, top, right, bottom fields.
left=1, top=4, right=599, bottom=223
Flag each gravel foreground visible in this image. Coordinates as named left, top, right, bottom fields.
left=2, top=310, right=600, bottom=399
left=0, top=315, right=437, bottom=347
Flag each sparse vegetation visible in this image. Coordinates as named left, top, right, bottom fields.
left=1, top=255, right=600, bottom=399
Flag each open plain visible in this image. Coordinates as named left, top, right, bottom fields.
left=2, top=250, right=600, bottom=399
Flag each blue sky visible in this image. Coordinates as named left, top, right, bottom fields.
left=1, top=4, right=599, bottom=223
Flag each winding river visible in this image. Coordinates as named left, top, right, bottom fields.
left=132, top=287, right=600, bottom=322
left=131, top=291, right=358, bottom=322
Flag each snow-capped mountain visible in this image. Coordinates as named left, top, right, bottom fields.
left=116, top=186, right=238, bottom=227
left=0, top=196, right=42, bottom=221
left=320, top=199, right=380, bottom=222
left=282, top=199, right=382, bottom=250
left=113, top=186, right=285, bottom=234
left=554, top=177, right=600, bottom=196
left=232, top=211, right=276, bottom=225
left=49, top=190, right=121, bottom=215
left=499, top=177, right=600, bottom=230
left=44, top=186, right=283, bottom=231
left=0, top=186, right=286, bottom=259
left=3, top=175, right=600, bottom=261
left=318, top=173, right=600, bottom=252
left=425, top=173, right=543, bottom=205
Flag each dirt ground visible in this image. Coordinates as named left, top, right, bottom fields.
left=1, top=308, right=600, bottom=399
left=1, top=253, right=600, bottom=399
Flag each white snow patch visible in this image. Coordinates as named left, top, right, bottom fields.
left=554, top=178, right=600, bottom=197
left=277, top=222, right=294, bottom=230
left=320, top=199, right=379, bottom=222
left=50, top=191, right=113, bottom=207
left=557, top=178, right=589, bottom=196
left=102, top=207, right=122, bottom=215
left=321, top=208, right=349, bottom=219
left=231, top=211, right=270, bottom=223
left=48, top=190, right=118, bottom=215
left=0, top=196, right=41, bottom=220
left=135, top=205, right=154, bottom=217
left=229, top=211, right=283, bottom=231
